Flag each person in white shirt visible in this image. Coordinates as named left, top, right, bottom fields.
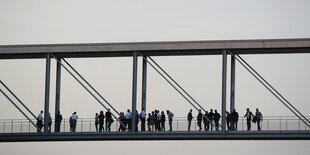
left=125, top=109, right=132, bottom=131
left=36, top=110, right=43, bottom=133
left=140, top=108, right=146, bottom=131
left=71, top=112, right=78, bottom=132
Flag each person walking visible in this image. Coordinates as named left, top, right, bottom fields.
left=55, top=111, right=62, bottom=132
left=213, top=110, right=221, bottom=131
left=187, top=109, right=193, bottom=131
left=36, top=110, right=43, bottom=133
left=94, top=113, right=99, bottom=132
left=48, top=113, right=52, bottom=132
left=244, top=108, right=254, bottom=131
left=167, top=110, right=174, bottom=131
left=208, top=109, right=214, bottom=131
left=140, top=108, right=146, bottom=131
left=231, top=109, right=239, bottom=130
left=255, top=108, right=263, bottom=130
left=160, top=111, right=166, bottom=131
left=98, top=111, right=105, bottom=132
left=197, top=109, right=203, bottom=131
left=105, top=109, right=112, bottom=132
left=71, top=112, right=78, bottom=132
left=203, top=111, right=209, bottom=131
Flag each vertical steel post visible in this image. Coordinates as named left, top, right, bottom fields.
left=44, top=53, right=51, bottom=134
left=230, top=55, right=235, bottom=112
left=222, top=50, right=227, bottom=132
left=141, top=56, right=147, bottom=111
left=131, top=52, right=138, bottom=133
left=54, top=58, right=61, bottom=131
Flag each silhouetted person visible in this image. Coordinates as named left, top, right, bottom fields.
left=150, top=111, right=155, bottom=131
left=140, top=108, right=146, bottom=131
left=167, top=110, right=174, bottom=131
left=69, top=113, right=73, bottom=132
left=213, top=110, right=221, bottom=131
left=55, top=111, right=62, bottom=132
left=203, top=111, right=209, bottom=131
left=118, top=112, right=126, bottom=131
left=208, top=109, right=214, bottom=131
left=95, top=113, right=99, bottom=132
left=156, top=110, right=161, bottom=131
left=231, top=109, right=239, bottom=130
left=48, top=113, right=52, bottom=132
left=135, top=110, right=139, bottom=131
left=36, top=110, right=43, bottom=133
left=255, top=108, right=263, bottom=130
left=125, top=109, right=132, bottom=131
left=226, top=111, right=231, bottom=131
left=161, top=111, right=166, bottom=131
left=244, top=108, right=254, bottom=131
left=98, top=111, right=105, bottom=132
left=147, top=113, right=152, bottom=131
left=197, top=109, right=203, bottom=131
left=187, top=109, right=193, bottom=131
left=71, top=112, right=78, bottom=132
left=105, top=109, right=112, bottom=132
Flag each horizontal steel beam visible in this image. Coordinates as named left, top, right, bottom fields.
left=1, top=131, right=310, bottom=142
left=1, top=39, right=310, bottom=59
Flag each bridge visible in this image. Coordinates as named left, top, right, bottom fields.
left=1, top=38, right=310, bottom=141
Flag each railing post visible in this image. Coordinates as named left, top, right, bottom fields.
left=21, top=122, right=22, bottom=133
left=54, top=58, right=62, bottom=131
left=3, top=122, right=5, bottom=133
left=11, top=120, right=13, bottom=133
left=29, top=121, right=30, bottom=133
left=280, top=116, right=282, bottom=131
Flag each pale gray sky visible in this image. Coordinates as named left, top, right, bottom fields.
left=1, top=0, right=310, bottom=154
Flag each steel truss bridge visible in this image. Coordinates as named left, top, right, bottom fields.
left=1, top=38, right=310, bottom=142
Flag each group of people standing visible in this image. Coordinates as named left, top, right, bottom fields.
left=36, top=110, right=63, bottom=133
left=189, top=108, right=263, bottom=131
left=36, top=107, right=263, bottom=133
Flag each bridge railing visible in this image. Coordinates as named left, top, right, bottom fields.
left=0, top=116, right=309, bottom=133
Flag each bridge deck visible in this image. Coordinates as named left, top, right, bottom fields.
left=1, top=131, right=310, bottom=142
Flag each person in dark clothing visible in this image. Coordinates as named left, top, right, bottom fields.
left=95, top=113, right=99, bottom=132
left=69, top=113, right=73, bottom=132
left=187, top=109, right=193, bottom=131
left=197, top=109, right=203, bottom=131
left=36, top=110, right=43, bottom=133
left=244, top=108, right=254, bottom=131
left=147, top=113, right=152, bottom=131
left=255, top=108, right=263, bottom=131
left=150, top=111, right=155, bottom=131
left=226, top=111, right=231, bottom=131
left=105, top=109, right=112, bottom=132
left=203, top=111, right=209, bottom=131
left=161, top=111, right=166, bottom=131
left=118, top=112, right=126, bottom=131
left=231, top=109, right=239, bottom=130
left=208, top=109, right=214, bottom=131
left=135, top=110, right=139, bottom=131
left=55, top=111, right=62, bottom=132
left=98, top=111, right=105, bottom=132
left=155, top=110, right=160, bottom=131
left=213, top=110, right=221, bottom=131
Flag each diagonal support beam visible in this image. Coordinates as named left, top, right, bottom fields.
left=0, top=88, right=42, bottom=133
left=50, top=54, right=127, bottom=130
left=138, top=52, right=218, bottom=128
left=228, top=50, right=310, bottom=128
